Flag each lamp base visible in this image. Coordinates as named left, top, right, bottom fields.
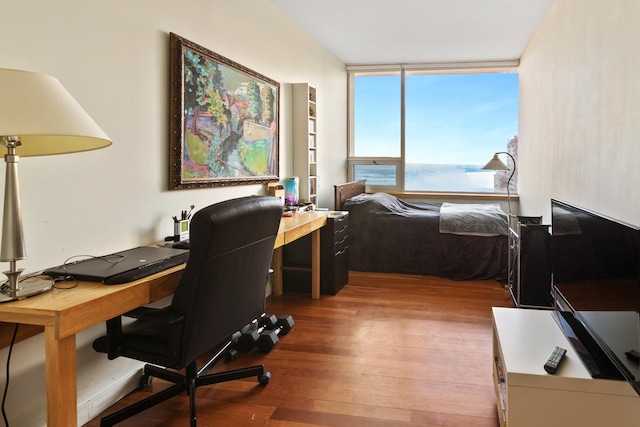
left=0, top=275, right=53, bottom=303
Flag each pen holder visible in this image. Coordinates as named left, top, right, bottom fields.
left=174, top=219, right=190, bottom=241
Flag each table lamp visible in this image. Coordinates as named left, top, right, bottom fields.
left=483, top=151, right=516, bottom=217
left=0, top=69, right=112, bottom=302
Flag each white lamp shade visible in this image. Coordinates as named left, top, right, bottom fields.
left=0, top=69, right=111, bottom=301
left=0, top=68, right=112, bottom=155
left=482, top=153, right=509, bottom=171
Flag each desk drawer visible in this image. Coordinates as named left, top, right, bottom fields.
left=334, top=234, right=348, bottom=254
left=334, top=223, right=349, bottom=245
left=328, top=246, right=349, bottom=293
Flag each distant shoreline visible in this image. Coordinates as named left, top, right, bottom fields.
left=355, top=163, right=508, bottom=192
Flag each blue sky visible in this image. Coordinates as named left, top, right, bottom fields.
left=354, top=73, right=519, bottom=165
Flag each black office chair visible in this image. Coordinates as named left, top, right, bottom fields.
left=92, top=195, right=283, bottom=426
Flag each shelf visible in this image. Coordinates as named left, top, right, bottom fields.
left=293, top=83, right=319, bottom=206
left=308, top=86, right=316, bottom=103
left=493, top=356, right=507, bottom=426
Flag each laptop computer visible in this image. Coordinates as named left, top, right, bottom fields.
left=43, top=246, right=189, bottom=285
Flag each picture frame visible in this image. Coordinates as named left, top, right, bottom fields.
left=169, top=33, right=280, bottom=190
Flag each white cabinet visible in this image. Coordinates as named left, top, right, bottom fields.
left=492, top=307, right=640, bottom=426
left=293, top=83, right=318, bottom=205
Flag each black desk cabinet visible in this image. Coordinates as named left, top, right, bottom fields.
left=508, top=216, right=553, bottom=308
left=321, top=212, right=349, bottom=294
left=283, top=212, right=349, bottom=295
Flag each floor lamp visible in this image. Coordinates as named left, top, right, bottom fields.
left=483, top=151, right=517, bottom=295
left=0, top=69, right=112, bottom=302
left=482, top=151, right=516, bottom=219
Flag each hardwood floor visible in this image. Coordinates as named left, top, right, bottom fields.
left=85, top=271, right=513, bottom=427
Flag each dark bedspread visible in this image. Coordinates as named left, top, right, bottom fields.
left=343, top=193, right=508, bottom=280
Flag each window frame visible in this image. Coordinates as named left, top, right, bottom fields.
left=347, top=157, right=404, bottom=193
left=347, top=61, right=519, bottom=195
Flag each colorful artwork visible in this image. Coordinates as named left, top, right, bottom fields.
left=169, top=33, right=279, bottom=189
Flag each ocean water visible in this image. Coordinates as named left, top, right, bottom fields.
left=354, top=163, right=507, bottom=192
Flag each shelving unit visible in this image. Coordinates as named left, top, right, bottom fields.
left=293, top=83, right=318, bottom=205
left=492, top=307, right=640, bottom=426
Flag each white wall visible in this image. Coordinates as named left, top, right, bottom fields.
left=518, top=0, right=640, bottom=225
left=0, top=1, right=347, bottom=425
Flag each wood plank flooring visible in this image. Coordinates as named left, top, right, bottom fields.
left=85, top=271, right=513, bottom=427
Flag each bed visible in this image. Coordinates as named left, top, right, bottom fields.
left=335, top=180, right=509, bottom=280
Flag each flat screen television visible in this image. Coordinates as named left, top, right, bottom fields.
left=551, top=199, right=640, bottom=394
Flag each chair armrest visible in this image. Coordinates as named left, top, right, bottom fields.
left=100, top=308, right=184, bottom=359
left=129, top=307, right=184, bottom=325
left=103, top=316, right=123, bottom=359
left=123, top=306, right=157, bottom=319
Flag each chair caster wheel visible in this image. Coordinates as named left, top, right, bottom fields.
left=259, top=371, right=271, bottom=386
left=139, top=373, right=153, bottom=388
left=226, top=348, right=238, bottom=361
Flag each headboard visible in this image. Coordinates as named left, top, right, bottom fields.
left=334, top=180, right=366, bottom=210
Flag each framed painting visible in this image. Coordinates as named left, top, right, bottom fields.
left=169, top=33, right=280, bottom=189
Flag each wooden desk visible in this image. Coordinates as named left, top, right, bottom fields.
left=273, top=211, right=328, bottom=299
left=0, top=268, right=183, bottom=427
left=0, top=211, right=327, bottom=426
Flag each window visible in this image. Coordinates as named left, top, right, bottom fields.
left=353, top=73, right=401, bottom=157
left=348, top=64, right=519, bottom=194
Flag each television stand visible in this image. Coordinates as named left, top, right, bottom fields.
left=492, top=307, right=640, bottom=426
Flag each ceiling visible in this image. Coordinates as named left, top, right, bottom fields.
left=268, top=0, right=553, bottom=65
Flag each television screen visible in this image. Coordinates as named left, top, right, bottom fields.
left=551, top=199, right=640, bottom=393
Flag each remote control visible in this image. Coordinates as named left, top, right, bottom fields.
left=544, top=346, right=567, bottom=374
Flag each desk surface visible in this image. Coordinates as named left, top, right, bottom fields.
left=0, top=266, right=183, bottom=340
left=0, top=211, right=328, bottom=337
left=275, top=211, right=328, bottom=247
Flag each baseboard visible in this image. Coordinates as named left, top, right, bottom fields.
left=78, top=367, right=142, bottom=426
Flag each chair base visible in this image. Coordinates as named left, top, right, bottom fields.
left=99, top=337, right=271, bottom=427
left=100, top=363, right=269, bottom=427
